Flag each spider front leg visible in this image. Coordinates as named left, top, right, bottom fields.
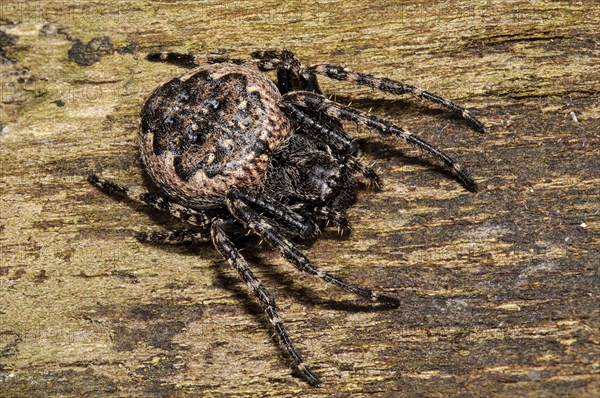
left=305, top=63, right=487, bottom=133
left=347, top=157, right=383, bottom=188
left=282, top=102, right=356, bottom=153
left=280, top=103, right=381, bottom=186
left=233, top=190, right=320, bottom=239
left=226, top=189, right=400, bottom=307
left=283, top=92, right=479, bottom=192
left=210, top=219, right=321, bottom=387
left=288, top=203, right=350, bottom=232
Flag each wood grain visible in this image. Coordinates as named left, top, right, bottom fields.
left=1, top=1, right=598, bottom=396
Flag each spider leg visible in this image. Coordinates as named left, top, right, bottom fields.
left=135, top=228, right=211, bottom=245
left=313, top=207, right=351, bottom=235
left=347, top=157, right=382, bottom=188
left=250, top=50, right=353, bottom=147
left=87, top=175, right=213, bottom=227
left=312, top=207, right=349, bottom=230
left=210, top=219, right=321, bottom=387
left=226, top=189, right=399, bottom=307
left=282, top=102, right=356, bottom=153
left=305, top=64, right=487, bottom=133
left=250, top=50, right=322, bottom=94
left=234, top=190, right=319, bottom=239
left=282, top=92, right=478, bottom=192
left=146, top=50, right=309, bottom=94
left=281, top=102, right=381, bottom=187
left=146, top=52, right=247, bottom=68
left=288, top=203, right=350, bottom=231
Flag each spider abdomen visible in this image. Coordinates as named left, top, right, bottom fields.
left=139, top=64, right=291, bottom=208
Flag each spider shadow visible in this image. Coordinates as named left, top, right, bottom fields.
left=207, top=239, right=397, bottom=378
left=112, top=171, right=398, bottom=382
left=328, top=94, right=483, bottom=135
left=356, top=138, right=470, bottom=189
left=131, top=218, right=393, bottom=316
left=328, top=95, right=480, bottom=188
left=210, top=236, right=395, bottom=313
left=126, top=173, right=392, bottom=316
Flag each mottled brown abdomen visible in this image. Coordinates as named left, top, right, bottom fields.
left=139, top=64, right=291, bottom=209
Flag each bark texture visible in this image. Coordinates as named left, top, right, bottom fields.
left=1, top=1, right=598, bottom=397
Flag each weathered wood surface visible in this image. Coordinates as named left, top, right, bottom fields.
left=1, top=1, right=598, bottom=396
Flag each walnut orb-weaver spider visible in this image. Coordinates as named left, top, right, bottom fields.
left=88, top=50, right=486, bottom=386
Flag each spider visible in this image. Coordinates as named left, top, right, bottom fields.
left=88, top=49, right=486, bottom=387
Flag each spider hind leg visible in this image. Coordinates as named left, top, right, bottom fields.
left=146, top=51, right=248, bottom=68
left=87, top=174, right=214, bottom=226
left=135, top=228, right=211, bottom=245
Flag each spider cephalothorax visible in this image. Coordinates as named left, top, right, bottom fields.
left=89, top=50, right=486, bottom=386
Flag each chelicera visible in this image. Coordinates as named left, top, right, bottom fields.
left=88, top=50, right=486, bottom=386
